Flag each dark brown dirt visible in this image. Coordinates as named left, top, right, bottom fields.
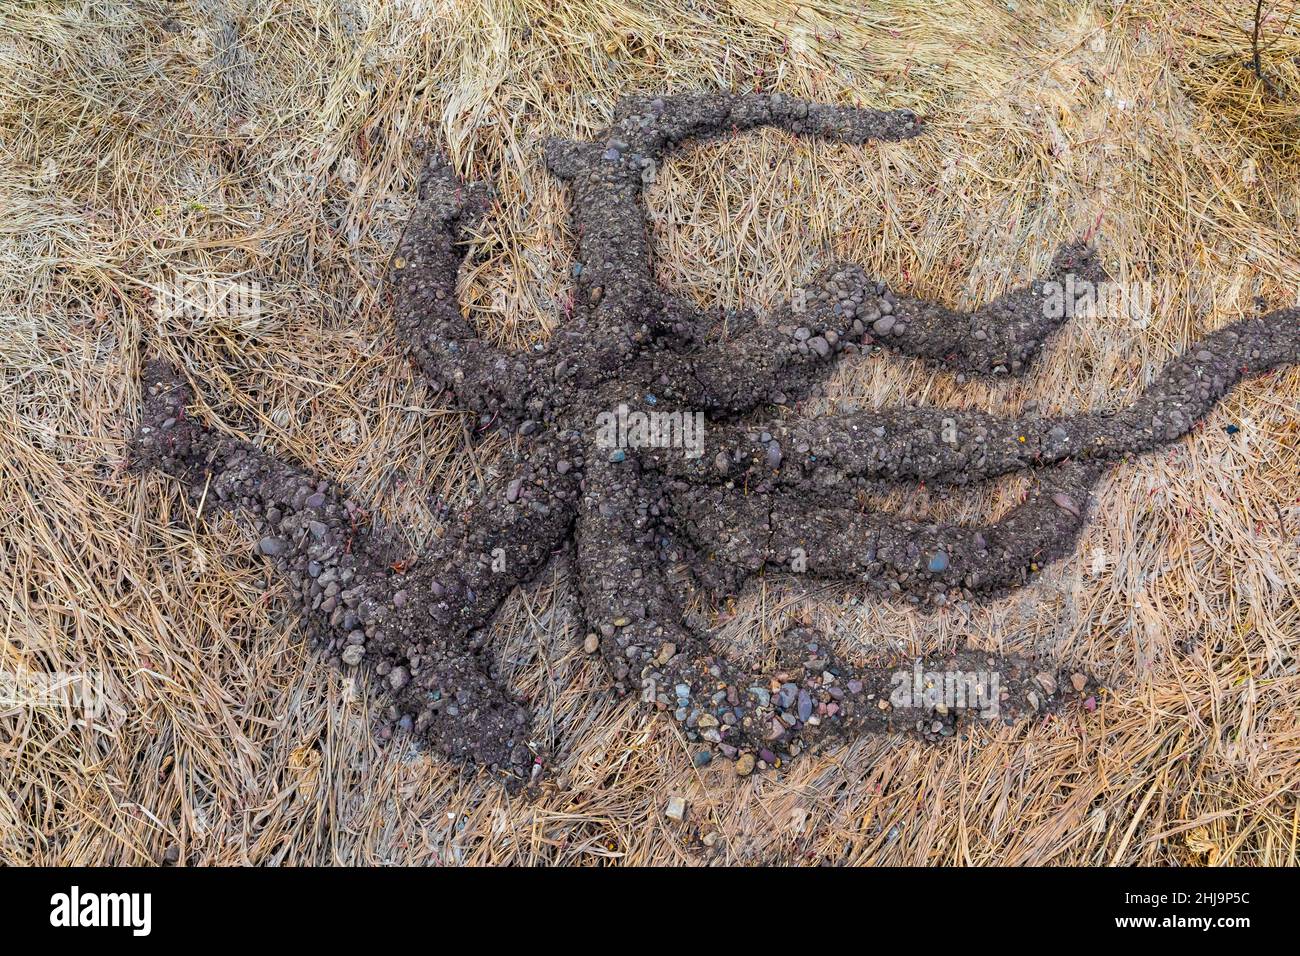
left=131, top=93, right=1300, bottom=785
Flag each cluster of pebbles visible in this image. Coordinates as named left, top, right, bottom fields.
left=133, top=93, right=1300, bottom=785
left=648, top=627, right=1100, bottom=775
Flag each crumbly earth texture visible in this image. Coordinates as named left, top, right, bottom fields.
left=131, top=93, right=1300, bottom=786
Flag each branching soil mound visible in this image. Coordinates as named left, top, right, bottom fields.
left=133, top=94, right=1298, bottom=785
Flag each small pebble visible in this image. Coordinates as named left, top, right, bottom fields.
left=664, top=796, right=686, bottom=821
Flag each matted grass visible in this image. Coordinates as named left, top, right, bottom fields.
left=1, top=0, right=1297, bottom=865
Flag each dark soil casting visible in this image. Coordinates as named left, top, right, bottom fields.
left=132, top=93, right=1300, bottom=786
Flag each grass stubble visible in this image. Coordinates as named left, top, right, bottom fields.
left=0, top=0, right=1297, bottom=865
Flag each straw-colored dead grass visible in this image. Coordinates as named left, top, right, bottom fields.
left=1, top=0, right=1297, bottom=865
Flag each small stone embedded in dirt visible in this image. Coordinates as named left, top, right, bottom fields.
left=1051, top=492, right=1081, bottom=518
left=665, top=795, right=687, bottom=821
left=129, top=91, right=1299, bottom=787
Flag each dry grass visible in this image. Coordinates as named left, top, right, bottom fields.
left=1, top=0, right=1298, bottom=865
